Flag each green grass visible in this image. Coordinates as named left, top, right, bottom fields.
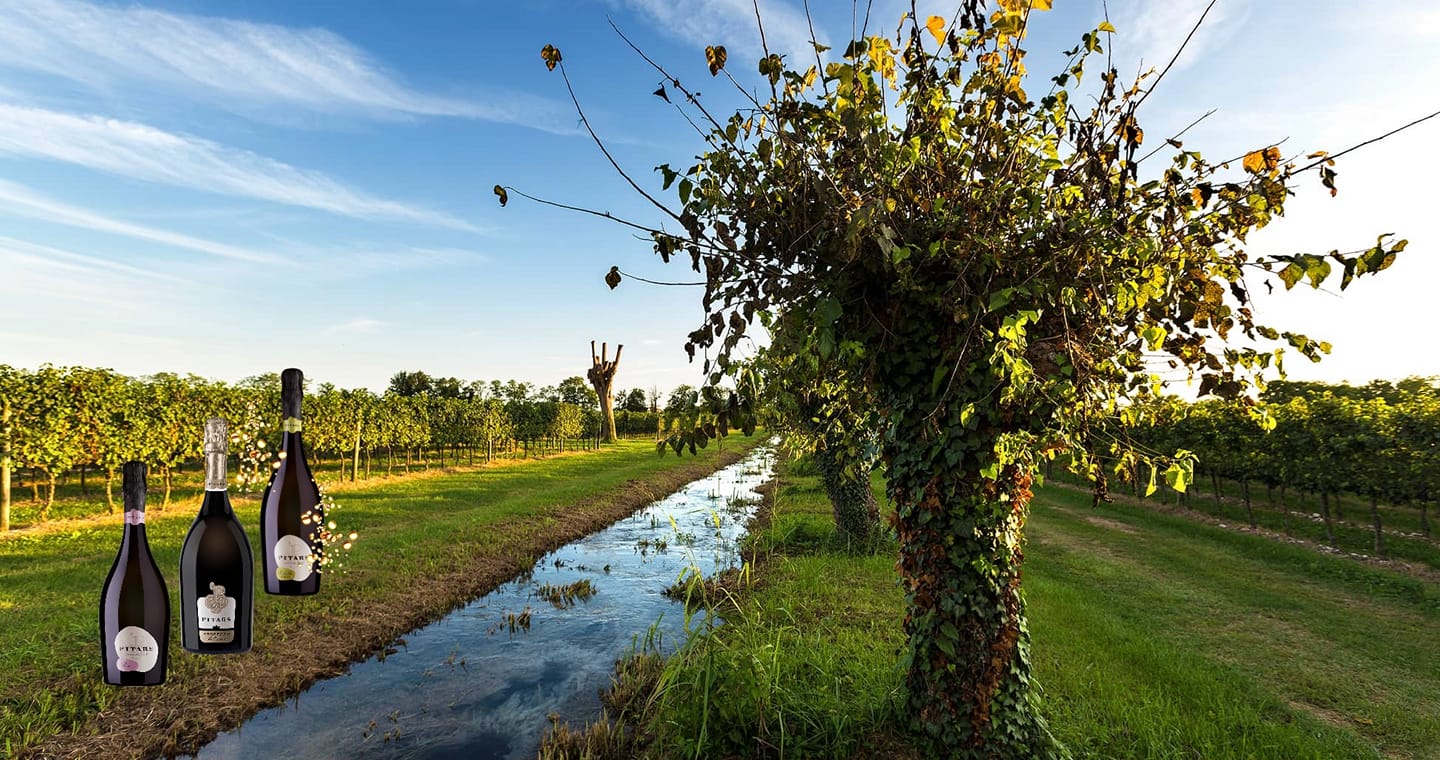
left=0, top=436, right=757, bottom=755
left=1046, top=466, right=1440, bottom=571
left=639, top=461, right=1440, bottom=759
left=0, top=438, right=620, bottom=527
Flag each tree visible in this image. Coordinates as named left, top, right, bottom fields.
left=557, top=375, right=599, bottom=408
left=756, top=333, right=880, bottom=545
left=586, top=342, right=623, bottom=442
left=618, top=388, right=649, bottom=413
left=505, top=5, right=1408, bottom=754
left=388, top=370, right=434, bottom=397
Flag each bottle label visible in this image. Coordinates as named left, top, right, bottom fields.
left=113, top=626, right=160, bottom=673
left=274, top=534, right=314, bottom=581
left=282, top=417, right=303, bottom=433
left=123, top=511, right=145, bottom=526
left=196, top=582, right=237, bottom=643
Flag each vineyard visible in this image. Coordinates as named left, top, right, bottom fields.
left=0, top=364, right=676, bottom=531
left=1094, top=379, right=1440, bottom=563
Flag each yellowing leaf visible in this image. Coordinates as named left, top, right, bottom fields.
left=541, top=44, right=562, bottom=71
left=1243, top=146, right=1282, bottom=175
left=493, top=185, right=508, bottom=207
left=1242, top=149, right=1266, bottom=174
left=706, top=45, right=728, bottom=76
left=926, top=15, right=947, bottom=46
left=1031, top=0, right=1053, bottom=9
left=1097, top=20, right=1116, bottom=33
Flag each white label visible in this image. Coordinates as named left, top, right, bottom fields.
left=196, top=582, right=236, bottom=643
left=113, top=626, right=160, bottom=673
left=274, top=534, right=314, bottom=582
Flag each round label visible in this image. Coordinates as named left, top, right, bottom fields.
left=274, top=534, right=314, bottom=582
left=113, top=626, right=160, bottom=673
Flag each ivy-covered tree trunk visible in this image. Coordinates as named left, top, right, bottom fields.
left=888, top=451, right=1058, bottom=756
left=811, top=443, right=878, bottom=545
left=879, top=353, right=1061, bottom=756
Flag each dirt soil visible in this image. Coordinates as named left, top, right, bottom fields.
left=23, top=447, right=753, bottom=760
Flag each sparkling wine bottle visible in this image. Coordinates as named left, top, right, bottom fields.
left=180, top=417, right=254, bottom=653
left=99, top=462, right=170, bottom=686
left=261, top=368, right=322, bottom=595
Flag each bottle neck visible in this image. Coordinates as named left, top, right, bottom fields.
left=204, top=450, right=228, bottom=491
left=122, top=508, right=148, bottom=546
left=196, top=489, right=233, bottom=518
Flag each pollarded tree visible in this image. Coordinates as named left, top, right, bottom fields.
left=586, top=342, right=622, bottom=442
left=505, top=5, right=1408, bottom=754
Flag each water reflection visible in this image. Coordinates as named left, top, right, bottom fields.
left=189, top=447, right=773, bottom=760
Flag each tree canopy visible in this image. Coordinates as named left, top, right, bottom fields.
left=505, top=2, right=1409, bottom=754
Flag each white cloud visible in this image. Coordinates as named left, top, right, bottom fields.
left=0, top=0, right=571, bottom=129
left=613, top=0, right=823, bottom=63
left=0, top=103, right=479, bottom=230
left=0, top=180, right=280, bottom=263
left=1108, top=0, right=1251, bottom=76
left=321, top=317, right=386, bottom=336
left=0, top=237, right=192, bottom=311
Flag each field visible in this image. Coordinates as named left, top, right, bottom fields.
left=601, top=460, right=1440, bottom=759
left=0, top=436, right=759, bottom=758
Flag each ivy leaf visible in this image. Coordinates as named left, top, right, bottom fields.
left=653, top=85, right=670, bottom=102
left=604, top=266, right=622, bottom=290
left=706, top=45, right=728, bottom=76
left=493, top=185, right=508, bottom=207
left=541, top=44, right=562, bottom=71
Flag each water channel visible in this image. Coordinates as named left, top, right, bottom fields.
left=188, top=446, right=774, bottom=760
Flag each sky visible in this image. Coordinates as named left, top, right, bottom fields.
left=0, top=0, right=1436, bottom=394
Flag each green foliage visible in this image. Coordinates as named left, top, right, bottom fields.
left=0, top=365, right=712, bottom=528
left=516, top=3, right=1404, bottom=750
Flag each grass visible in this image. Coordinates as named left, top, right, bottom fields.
left=1046, top=466, right=1440, bottom=571
left=0, top=435, right=760, bottom=757
left=0, top=438, right=624, bottom=528
left=614, top=459, right=1440, bottom=759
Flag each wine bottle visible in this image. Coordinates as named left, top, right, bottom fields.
left=180, top=417, right=253, bottom=653
left=261, top=368, right=322, bottom=595
left=99, top=461, right=170, bottom=686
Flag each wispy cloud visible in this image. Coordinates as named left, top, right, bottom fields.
left=0, top=104, right=480, bottom=230
left=0, top=236, right=190, bottom=285
left=0, top=237, right=193, bottom=311
left=613, top=0, right=823, bottom=63
left=0, top=180, right=280, bottom=263
left=0, top=0, right=572, bottom=129
left=321, top=317, right=386, bottom=336
left=1108, top=0, right=1251, bottom=75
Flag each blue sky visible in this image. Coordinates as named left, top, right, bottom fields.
left=1, top=0, right=1436, bottom=393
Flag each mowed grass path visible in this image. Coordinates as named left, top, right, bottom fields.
left=1030, top=487, right=1439, bottom=759
left=645, top=465, right=1440, bottom=759
left=0, top=437, right=758, bottom=757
